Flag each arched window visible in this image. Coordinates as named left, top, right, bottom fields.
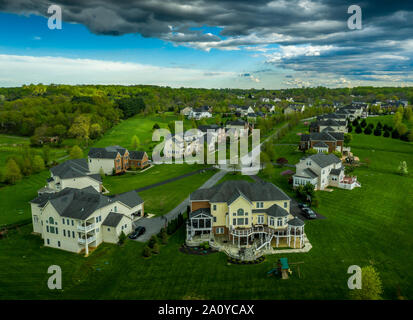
left=237, top=209, right=244, bottom=216
left=49, top=217, right=54, bottom=225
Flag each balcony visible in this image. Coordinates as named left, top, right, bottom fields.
left=77, top=223, right=95, bottom=232
left=78, top=235, right=96, bottom=245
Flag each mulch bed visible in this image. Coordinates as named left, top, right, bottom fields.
left=227, top=256, right=266, bottom=265
left=179, top=244, right=217, bottom=255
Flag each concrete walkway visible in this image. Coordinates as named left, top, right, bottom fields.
left=133, top=170, right=226, bottom=242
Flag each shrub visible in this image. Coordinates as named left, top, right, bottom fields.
left=373, top=127, right=382, bottom=136
left=355, top=125, right=362, bottom=134
left=152, top=242, right=160, bottom=254
left=143, top=245, right=152, bottom=257
left=148, top=235, right=157, bottom=248
left=118, top=231, right=126, bottom=245
left=383, top=130, right=390, bottom=138
left=364, top=127, right=372, bottom=135
left=392, top=129, right=400, bottom=139
left=360, top=119, right=367, bottom=128
left=347, top=124, right=353, bottom=133
left=276, top=157, right=288, bottom=165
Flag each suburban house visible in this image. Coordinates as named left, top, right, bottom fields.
left=129, top=151, right=149, bottom=169
left=38, top=159, right=102, bottom=195
left=30, top=186, right=144, bottom=255
left=236, top=105, right=254, bottom=116
left=284, top=104, right=305, bottom=114
left=293, top=153, right=360, bottom=190
left=309, top=119, right=347, bottom=133
left=186, top=180, right=306, bottom=260
left=226, top=119, right=252, bottom=137
left=188, top=106, right=213, bottom=120
left=300, top=131, right=345, bottom=154
left=88, top=145, right=130, bottom=175
left=180, top=107, right=193, bottom=116
left=262, top=104, right=276, bottom=113
left=163, top=133, right=202, bottom=159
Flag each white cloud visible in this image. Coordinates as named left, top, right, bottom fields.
left=264, top=44, right=335, bottom=63
left=0, top=54, right=236, bottom=87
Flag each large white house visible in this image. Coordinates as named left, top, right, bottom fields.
left=293, top=153, right=360, bottom=190
left=38, top=159, right=102, bottom=194
left=188, top=106, right=212, bottom=120
left=30, top=186, right=144, bottom=255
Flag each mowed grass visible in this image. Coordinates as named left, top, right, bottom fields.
left=90, top=113, right=190, bottom=155
left=103, top=163, right=210, bottom=195
left=0, top=126, right=412, bottom=300
left=216, top=172, right=255, bottom=184
left=0, top=171, right=49, bottom=226
left=138, top=169, right=217, bottom=216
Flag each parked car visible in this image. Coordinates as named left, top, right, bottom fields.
left=302, top=207, right=317, bottom=219
left=129, top=226, right=146, bottom=239
left=298, top=202, right=309, bottom=209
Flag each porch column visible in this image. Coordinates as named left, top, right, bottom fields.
left=84, top=221, right=89, bottom=256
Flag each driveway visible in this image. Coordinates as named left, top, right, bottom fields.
left=132, top=170, right=227, bottom=242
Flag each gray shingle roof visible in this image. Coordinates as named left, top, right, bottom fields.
left=288, top=217, right=305, bottom=226
left=50, top=159, right=99, bottom=180
left=190, top=180, right=290, bottom=203
left=226, top=119, right=247, bottom=126
left=330, top=168, right=342, bottom=175
left=31, top=187, right=142, bottom=220
left=306, top=153, right=341, bottom=168
left=110, top=190, right=143, bottom=208
left=102, top=212, right=124, bottom=227
left=252, top=203, right=289, bottom=217
left=88, top=145, right=126, bottom=159
left=303, top=168, right=318, bottom=179
left=129, top=151, right=146, bottom=160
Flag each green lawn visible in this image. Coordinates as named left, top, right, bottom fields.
left=89, top=114, right=191, bottom=157
left=216, top=171, right=255, bottom=184
left=103, top=163, right=210, bottom=195
left=0, top=171, right=49, bottom=226
left=0, top=125, right=412, bottom=300
left=138, top=169, right=217, bottom=216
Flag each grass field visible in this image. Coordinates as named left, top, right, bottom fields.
left=103, top=163, right=210, bottom=195
left=89, top=113, right=190, bottom=156
left=0, top=171, right=49, bottom=226
left=0, top=116, right=412, bottom=300
left=216, top=171, right=255, bottom=184
left=138, top=169, right=217, bottom=216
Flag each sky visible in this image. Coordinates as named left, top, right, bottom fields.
left=0, top=0, right=412, bottom=89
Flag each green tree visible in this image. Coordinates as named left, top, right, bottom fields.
left=5, top=159, right=22, bottom=184
left=350, top=266, right=383, bottom=300
left=42, top=145, right=51, bottom=166
left=68, top=114, right=90, bottom=143
left=70, top=145, right=83, bottom=159
left=32, top=155, right=45, bottom=173
left=344, top=133, right=352, bottom=147
left=152, top=242, right=160, bottom=254
left=131, top=135, right=140, bottom=150
left=118, top=231, right=126, bottom=245
left=142, top=245, right=152, bottom=257
left=90, top=123, right=102, bottom=139
left=360, top=119, right=367, bottom=128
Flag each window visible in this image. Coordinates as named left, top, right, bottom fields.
left=96, top=228, right=100, bottom=233
left=55, top=228, right=58, bottom=235
left=284, top=202, right=288, bottom=208
left=67, top=219, right=70, bottom=225
left=269, top=217, right=275, bottom=226
left=258, top=215, right=264, bottom=224
left=67, top=230, right=70, bottom=238
left=237, top=208, right=244, bottom=216
left=233, top=218, right=236, bottom=225
left=107, top=228, right=110, bottom=231
left=114, top=206, right=117, bottom=212
left=46, top=226, right=49, bottom=232
left=50, top=226, right=55, bottom=233
left=72, top=231, right=75, bottom=238
left=245, top=218, right=248, bottom=225
left=216, top=227, right=224, bottom=234
left=49, top=217, right=54, bottom=225
left=256, top=202, right=263, bottom=208
left=47, top=239, right=50, bottom=245
left=213, top=217, right=217, bottom=223
left=62, top=218, right=65, bottom=224
left=213, top=204, right=217, bottom=211
left=237, top=218, right=244, bottom=225
left=57, top=241, right=61, bottom=247
left=277, top=218, right=283, bottom=227
left=71, top=220, right=74, bottom=226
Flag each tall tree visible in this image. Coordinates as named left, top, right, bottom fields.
left=69, top=145, right=83, bottom=159
left=32, top=155, right=45, bottom=173
left=131, top=135, right=140, bottom=150
left=5, top=158, right=22, bottom=184
left=350, top=266, right=383, bottom=300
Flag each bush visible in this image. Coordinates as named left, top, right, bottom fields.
left=383, top=130, right=390, bottom=138
left=373, top=127, right=382, bottom=136
left=152, top=242, right=160, bottom=254
left=143, top=245, right=152, bottom=257
left=347, top=124, right=353, bottom=133
left=364, top=127, right=372, bottom=135
left=360, top=119, right=367, bottom=128
left=276, top=157, right=288, bottom=164
left=148, top=235, right=157, bottom=248
left=392, top=129, right=400, bottom=139
left=355, top=125, right=362, bottom=134
left=118, top=231, right=126, bottom=245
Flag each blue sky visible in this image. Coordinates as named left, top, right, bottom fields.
left=0, top=1, right=412, bottom=89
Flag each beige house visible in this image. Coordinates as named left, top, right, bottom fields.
left=187, top=180, right=306, bottom=260
left=30, top=186, right=144, bottom=255
left=293, top=153, right=360, bottom=190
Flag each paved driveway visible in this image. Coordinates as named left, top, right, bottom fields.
left=132, top=170, right=227, bottom=242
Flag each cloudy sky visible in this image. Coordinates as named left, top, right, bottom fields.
left=0, top=0, right=412, bottom=88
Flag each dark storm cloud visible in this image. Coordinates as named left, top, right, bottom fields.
left=1, top=0, right=413, bottom=82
